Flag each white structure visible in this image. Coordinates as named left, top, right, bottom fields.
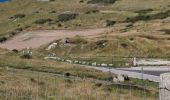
left=101, top=63, right=107, bottom=67
left=160, top=73, right=170, bottom=100
left=46, top=43, right=58, bottom=50
left=92, top=62, right=97, bottom=66
left=113, top=75, right=124, bottom=82
left=133, top=57, right=137, bottom=66
left=74, top=60, right=79, bottom=64
left=66, top=60, right=73, bottom=63
left=109, top=64, right=113, bottom=67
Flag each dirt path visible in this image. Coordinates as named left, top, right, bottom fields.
left=0, top=28, right=108, bottom=50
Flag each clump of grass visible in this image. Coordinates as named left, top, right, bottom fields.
left=126, top=10, right=170, bottom=23
left=160, top=29, right=170, bottom=34
left=66, top=36, right=88, bottom=44
left=105, top=20, right=116, bottom=27
left=34, top=18, right=53, bottom=24
left=10, top=13, right=26, bottom=19
left=135, top=9, right=153, bottom=14
left=85, top=10, right=99, bottom=14
left=87, top=0, right=117, bottom=4
left=0, top=37, right=7, bottom=43
left=57, top=12, right=78, bottom=22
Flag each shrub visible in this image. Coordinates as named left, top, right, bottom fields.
left=34, top=18, right=53, bottom=24
left=9, top=32, right=17, bottom=36
left=65, top=37, right=88, bottom=44
left=135, top=9, right=153, bottom=14
left=95, top=82, right=103, bottom=87
left=65, top=72, right=71, bottom=77
left=21, top=53, right=32, bottom=59
left=12, top=49, right=19, bottom=53
left=58, top=13, right=78, bottom=22
left=13, top=14, right=25, bottom=19
left=85, top=10, right=99, bottom=14
left=49, top=11, right=56, bottom=13
left=15, top=28, right=23, bottom=32
left=160, top=29, right=170, bottom=34
left=120, top=43, right=128, bottom=48
left=126, top=10, right=170, bottom=23
left=105, top=20, right=116, bottom=26
left=87, top=0, right=117, bottom=4
left=0, top=37, right=7, bottom=43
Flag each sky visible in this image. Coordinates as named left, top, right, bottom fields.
left=0, top=0, right=9, bottom=3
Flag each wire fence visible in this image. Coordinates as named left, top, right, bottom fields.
left=0, top=69, right=159, bottom=100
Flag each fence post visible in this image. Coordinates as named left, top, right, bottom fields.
left=130, top=84, right=132, bottom=100
left=64, top=74, right=66, bottom=100
left=37, top=72, right=40, bottom=100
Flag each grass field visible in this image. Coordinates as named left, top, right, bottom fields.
left=0, top=67, right=158, bottom=100
left=0, top=0, right=170, bottom=58
left=0, top=0, right=169, bottom=99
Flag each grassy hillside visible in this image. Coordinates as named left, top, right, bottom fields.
left=1, top=0, right=169, bottom=57
left=0, top=68, right=158, bottom=100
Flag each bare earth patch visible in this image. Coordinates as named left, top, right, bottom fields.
left=0, top=28, right=108, bottom=50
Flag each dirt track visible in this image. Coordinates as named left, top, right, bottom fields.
left=0, top=28, right=107, bottom=50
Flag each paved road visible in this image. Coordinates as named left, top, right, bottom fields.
left=82, top=65, right=170, bottom=82
left=118, top=66, right=170, bottom=76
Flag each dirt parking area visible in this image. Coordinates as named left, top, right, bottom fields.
left=0, top=28, right=108, bottom=50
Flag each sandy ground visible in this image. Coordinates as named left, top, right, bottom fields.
left=0, top=28, right=108, bottom=50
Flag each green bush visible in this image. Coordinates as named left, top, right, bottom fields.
left=58, top=13, right=78, bottom=22
left=0, top=37, right=7, bottom=43
left=34, top=18, right=53, bottom=24
left=87, top=0, right=117, bottom=4
left=135, top=9, right=153, bottom=14
left=13, top=14, right=25, bottom=19
left=126, top=10, right=170, bottom=23
left=105, top=20, right=116, bottom=26
left=21, top=53, right=32, bottom=59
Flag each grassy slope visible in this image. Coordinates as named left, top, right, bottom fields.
left=0, top=67, right=158, bottom=100
left=0, top=0, right=166, bottom=57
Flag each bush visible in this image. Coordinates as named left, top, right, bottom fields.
left=15, top=28, right=23, bottom=32
left=12, top=49, right=19, bottom=53
left=34, top=18, right=53, bottom=24
left=135, top=9, right=153, bottom=14
left=85, top=10, right=99, bottom=14
left=160, top=29, right=170, bottom=34
left=105, top=20, right=116, bottom=26
left=0, top=37, right=7, bottom=43
left=66, top=37, right=88, bottom=44
left=58, top=13, right=78, bottom=22
left=126, top=10, right=170, bottom=23
left=87, top=0, right=117, bottom=4
left=120, top=43, right=128, bottom=48
left=21, top=53, right=32, bottom=59
left=13, top=14, right=25, bottom=19
left=9, top=32, right=17, bottom=36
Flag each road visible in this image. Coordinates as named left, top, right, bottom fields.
left=82, top=65, right=170, bottom=82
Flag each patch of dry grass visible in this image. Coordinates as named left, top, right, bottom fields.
left=0, top=68, right=158, bottom=100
